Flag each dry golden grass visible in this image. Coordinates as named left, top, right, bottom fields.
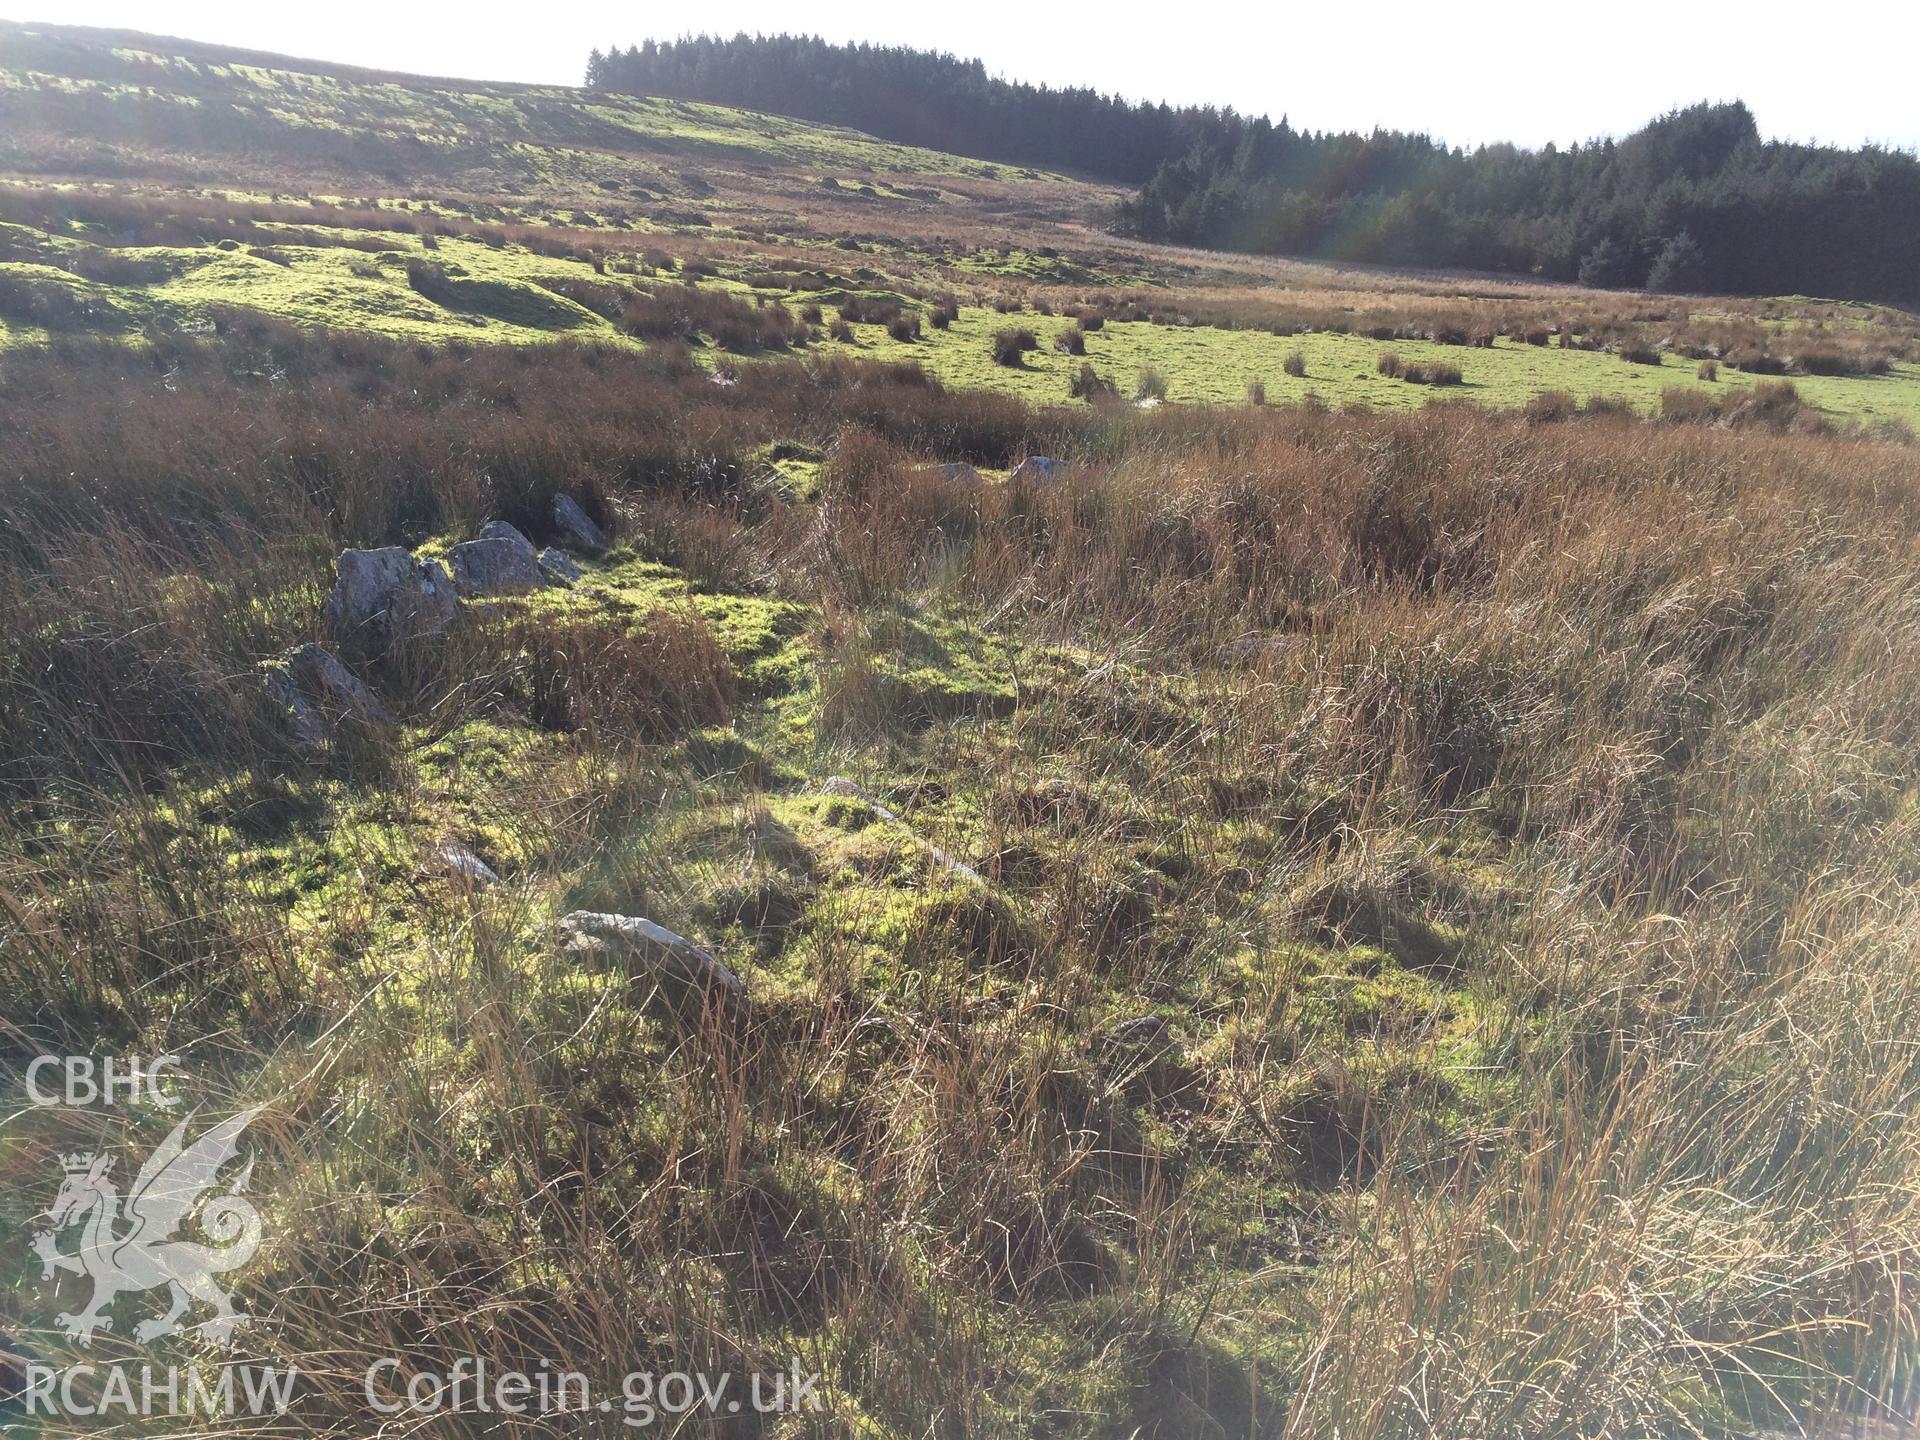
left=2, top=331, right=1918, bottom=1436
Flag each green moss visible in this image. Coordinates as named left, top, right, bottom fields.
left=817, top=606, right=1018, bottom=739
left=13, top=208, right=1920, bottom=428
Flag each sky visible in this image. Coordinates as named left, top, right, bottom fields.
left=3, top=0, right=1916, bottom=154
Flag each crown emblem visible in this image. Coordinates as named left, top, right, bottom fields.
left=60, top=1151, right=101, bottom=1175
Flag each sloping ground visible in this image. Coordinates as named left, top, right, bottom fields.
left=0, top=20, right=1098, bottom=208
left=4, top=208, right=1918, bottom=428
left=2, top=23, right=1915, bottom=430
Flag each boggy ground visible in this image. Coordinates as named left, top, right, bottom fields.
left=2, top=329, right=1919, bottom=1437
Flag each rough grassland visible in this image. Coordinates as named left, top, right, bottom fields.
left=6, top=217, right=1917, bottom=425
left=3, top=23, right=1915, bottom=427
left=0, top=22, right=1071, bottom=190
left=3, top=333, right=1918, bottom=1438
left=814, top=304, right=1920, bottom=425
left=3, top=24, right=1920, bottom=1440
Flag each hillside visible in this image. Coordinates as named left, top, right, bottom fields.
left=0, top=21, right=1105, bottom=214
left=2, top=22, right=1920, bottom=1440
left=3, top=25, right=1919, bottom=429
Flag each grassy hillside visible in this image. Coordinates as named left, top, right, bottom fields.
left=2, top=22, right=1920, bottom=1440
left=4, top=25, right=1918, bottom=429
left=0, top=20, right=1082, bottom=194
left=4, top=191, right=1917, bottom=427
left=3, top=324, right=1919, bottom=1438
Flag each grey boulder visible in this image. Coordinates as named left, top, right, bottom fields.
left=919, top=461, right=985, bottom=486
left=447, top=535, right=541, bottom=597
left=262, top=642, right=390, bottom=748
left=324, top=547, right=458, bottom=645
left=1009, top=455, right=1065, bottom=483
left=1103, top=1014, right=1174, bottom=1051
left=537, top=547, right=583, bottom=586
left=556, top=911, right=745, bottom=1011
left=479, top=519, right=537, bottom=551
left=263, top=669, right=328, bottom=749
left=551, top=494, right=609, bottom=554
left=435, top=839, right=500, bottom=888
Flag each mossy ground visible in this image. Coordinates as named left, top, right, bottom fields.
left=26, top=514, right=1515, bottom=1436
left=809, top=301, right=1920, bottom=426
left=7, top=217, right=1916, bottom=426
left=3, top=26, right=1916, bottom=1435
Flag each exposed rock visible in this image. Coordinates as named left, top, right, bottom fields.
left=446, top=535, right=541, bottom=598
left=919, top=461, right=985, bottom=486
left=262, top=642, right=391, bottom=748
left=324, top=546, right=411, bottom=637
left=392, top=557, right=459, bottom=639
left=537, top=547, right=583, bottom=586
left=556, top=911, right=746, bottom=1010
left=820, top=775, right=892, bottom=815
left=1009, top=455, right=1065, bottom=483
left=435, top=839, right=500, bottom=888
left=324, top=547, right=458, bottom=646
left=479, top=519, right=537, bottom=552
left=288, top=641, right=391, bottom=720
left=262, top=668, right=326, bottom=748
left=551, top=494, right=609, bottom=554
left=1103, top=1014, right=1174, bottom=1051
left=818, top=776, right=983, bottom=885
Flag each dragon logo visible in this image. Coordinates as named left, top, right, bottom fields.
left=28, top=1107, right=265, bottom=1347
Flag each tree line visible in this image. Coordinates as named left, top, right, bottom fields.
left=586, top=34, right=1234, bottom=183
left=586, top=36, right=1920, bottom=302
left=1123, top=102, right=1920, bottom=301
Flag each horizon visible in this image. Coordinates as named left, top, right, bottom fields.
left=2, top=2, right=1916, bottom=155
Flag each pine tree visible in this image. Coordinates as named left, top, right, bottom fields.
left=1578, top=238, right=1627, bottom=289
left=1646, top=231, right=1707, bottom=294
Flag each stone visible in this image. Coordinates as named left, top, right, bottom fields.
left=262, top=642, right=390, bottom=748
left=819, top=775, right=876, bottom=806
left=446, top=536, right=541, bottom=597
left=551, top=493, right=609, bottom=554
left=435, top=839, right=500, bottom=888
left=323, top=546, right=412, bottom=638
left=1103, top=1014, right=1174, bottom=1050
left=556, top=911, right=746, bottom=1010
left=479, top=519, right=537, bottom=551
left=324, top=547, right=457, bottom=646
left=818, top=777, right=983, bottom=885
left=389, top=557, right=459, bottom=640
left=918, top=461, right=985, bottom=486
left=262, top=668, right=326, bottom=748
left=1009, top=455, right=1064, bottom=483
left=287, top=642, right=391, bottom=721
left=537, top=547, right=583, bottom=586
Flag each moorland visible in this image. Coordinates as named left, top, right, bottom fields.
left=2, top=19, right=1919, bottom=1440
